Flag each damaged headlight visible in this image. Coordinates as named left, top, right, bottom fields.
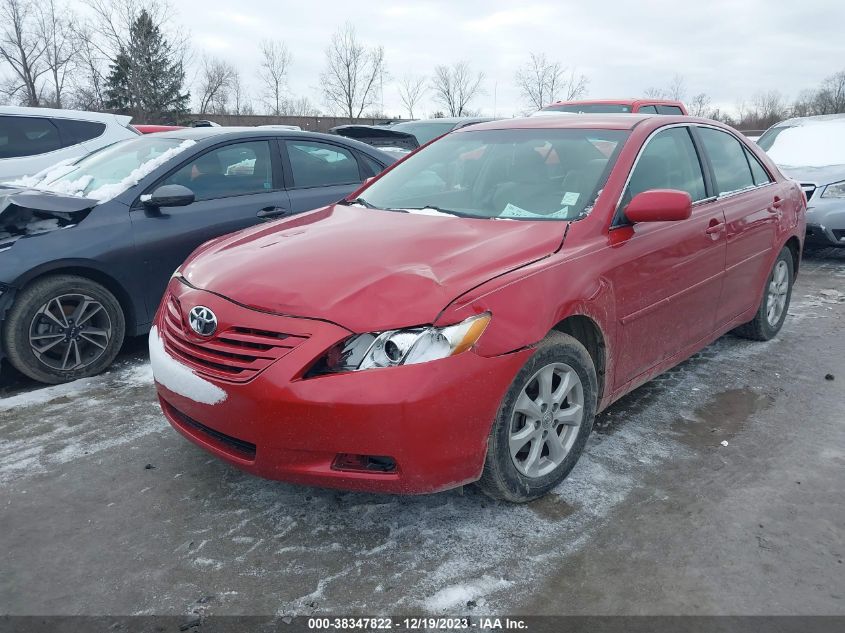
left=310, top=313, right=491, bottom=375
left=821, top=181, right=845, bottom=198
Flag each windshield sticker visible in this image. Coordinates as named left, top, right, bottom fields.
left=500, top=203, right=571, bottom=219
left=561, top=192, right=580, bottom=206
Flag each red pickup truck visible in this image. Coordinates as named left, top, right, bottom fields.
left=535, top=98, right=688, bottom=116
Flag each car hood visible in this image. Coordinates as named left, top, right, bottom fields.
left=0, top=186, right=97, bottom=246
left=779, top=164, right=845, bottom=186
left=181, top=204, right=566, bottom=332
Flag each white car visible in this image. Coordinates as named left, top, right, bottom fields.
left=0, top=106, right=139, bottom=181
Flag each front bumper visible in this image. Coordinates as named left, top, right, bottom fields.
left=153, top=280, right=530, bottom=494
left=805, top=199, right=845, bottom=247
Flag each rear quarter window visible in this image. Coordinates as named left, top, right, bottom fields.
left=54, top=119, right=107, bottom=146
left=656, top=105, right=685, bottom=115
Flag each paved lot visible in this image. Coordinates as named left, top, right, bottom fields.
left=1, top=250, right=844, bottom=616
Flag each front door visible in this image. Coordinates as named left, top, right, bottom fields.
left=608, top=126, right=726, bottom=389
left=129, top=139, right=290, bottom=319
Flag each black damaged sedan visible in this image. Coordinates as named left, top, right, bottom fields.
left=0, top=128, right=394, bottom=384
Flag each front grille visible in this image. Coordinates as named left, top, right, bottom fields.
left=164, top=400, right=256, bottom=460
left=801, top=183, right=817, bottom=201
left=161, top=294, right=307, bottom=382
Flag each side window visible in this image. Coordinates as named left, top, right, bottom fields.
left=0, top=116, right=61, bottom=158
left=161, top=141, right=274, bottom=201
left=745, top=148, right=772, bottom=186
left=286, top=140, right=362, bottom=188
left=638, top=105, right=658, bottom=114
left=359, top=153, right=386, bottom=178
left=656, top=105, right=684, bottom=115
left=54, top=119, right=106, bottom=146
left=697, top=128, right=755, bottom=195
left=622, top=127, right=707, bottom=211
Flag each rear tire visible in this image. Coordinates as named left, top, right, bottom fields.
left=2, top=275, right=126, bottom=384
left=476, top=331, right=597, bottom=503
left=733, top=246, right=793, bottom=341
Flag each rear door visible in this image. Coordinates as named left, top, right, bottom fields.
left=694, top=126, right=780, bottom=327
left=130, top=138, right=290, bottom=317
left=281, top=139, right=374, bottom=213
left=608, top=125, right=726, bottom=389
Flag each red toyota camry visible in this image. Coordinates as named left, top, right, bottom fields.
left=150, top=115, right=805, bottom=502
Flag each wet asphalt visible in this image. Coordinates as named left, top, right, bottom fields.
left=1, top=249, right=843, bottom=616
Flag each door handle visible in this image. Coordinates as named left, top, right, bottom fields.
left=705, top=220, right=724, bottom=235
left=257, top=206, right=290, bottom=219
left=768, top=196, right=783, bottom=213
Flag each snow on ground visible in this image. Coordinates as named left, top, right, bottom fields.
left=0, top=360, right=161, bottom=483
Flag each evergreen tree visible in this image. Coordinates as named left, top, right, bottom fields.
left=104, top=10, right=189, bottom=123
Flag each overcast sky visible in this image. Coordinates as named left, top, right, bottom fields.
left=91, top=0, right=845, bottom=117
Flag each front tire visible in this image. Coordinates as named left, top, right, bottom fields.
left=733, top=246, right=794, bottom=341
left=476, top=331, right=597, bottom=503
left=2, top=275, right=126, bottom=384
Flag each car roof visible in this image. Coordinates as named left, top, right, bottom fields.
left=458, top=114, right=652, bottom=132
left=548, top=98, right=686, bottom=107
left=150, top=127, right=397, bottom=162
left=0, top=105, right=132, bottom=126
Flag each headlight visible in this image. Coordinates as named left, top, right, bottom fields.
left=821, top=181, right=845, bottom=198
left=309, top=313, right=491, bottom=375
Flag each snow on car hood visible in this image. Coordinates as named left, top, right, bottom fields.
left=181, top=204, right=567, bottom=332
left=766, top=122, right=845, bottom=168
left=779, top=164, right=845, bottom=188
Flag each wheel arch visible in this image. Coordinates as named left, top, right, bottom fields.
left=784, top=235, right=801, bottom=275
left=12, top=263, right=141, bottom=335
left=551, top=314, right=607, bottom=407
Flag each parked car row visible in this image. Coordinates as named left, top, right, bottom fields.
left=0, top=103, right=814, bottom=502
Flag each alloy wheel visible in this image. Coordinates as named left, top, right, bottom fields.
left=509, top=362, right=584, bottom=478
left=28, top=294, right=113, bottom=372
left=766, top=260, right=789, bottom=327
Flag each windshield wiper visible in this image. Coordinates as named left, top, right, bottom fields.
left=393, top=205, right=475, bottom=218
left=341, top=197, right=377, bottom=208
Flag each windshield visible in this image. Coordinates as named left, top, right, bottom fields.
left=761, top=122, right=845, bottom=167
left=357, top=128, right=628, bottom=220
left=391, top=121, right=459, bottom=145
left=542, top=104, right=632, bottom=114
left=43, top=136, right=194, bottom=200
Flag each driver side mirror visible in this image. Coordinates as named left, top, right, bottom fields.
left=625, top=189, right=692, bottom=223
left=141, top=184, right=195, bottom=208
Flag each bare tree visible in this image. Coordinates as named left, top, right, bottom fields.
left=320, top=23, right=385, bottom=118
left=229, top=69, right=253, bottom=116
left=514, top=52, right=586, bottom=111
left=0, top=0, right=47, bottom=106
left=644, top=73, right=687, bottom=101
left=69, top=22, right=106, bottom=110
left=398, top=73, right=426, bottom=118
left=257, top=39, right=291, bottom=116
left=431, top=61, right=484, bottom=117
left=688, top=92, right=712, bottom=117
left=815, top=70, right=845, bottom=114
left=197, top=55, right=236, bottom=114
left=281, top=95, right=320, bottom=116
left=36, top=0, right=79, bottom=108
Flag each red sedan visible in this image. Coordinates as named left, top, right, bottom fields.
left=150, top=115, right=805, bottom=502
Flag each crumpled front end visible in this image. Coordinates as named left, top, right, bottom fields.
left=0, top=186, right=95, bottom=248
left=152, top=278, right=529, bottom=494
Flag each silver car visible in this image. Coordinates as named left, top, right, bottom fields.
left=758, top=114, right=845, bottom=248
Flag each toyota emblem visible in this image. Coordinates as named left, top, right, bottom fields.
left=188, top=306, right=218, bottom=337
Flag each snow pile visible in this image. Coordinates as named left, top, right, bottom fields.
left=424, top=577, right=512, bottom=612
left=7, top=140, right=196, bottom=202
left=5, top=158, right=78, bottom=188
left=767, top=122, right=845, bottom=167
left=149, top=325, right=227, bottom=405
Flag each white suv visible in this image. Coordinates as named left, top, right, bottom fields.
left=0, top=106, right=139, bottom=181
